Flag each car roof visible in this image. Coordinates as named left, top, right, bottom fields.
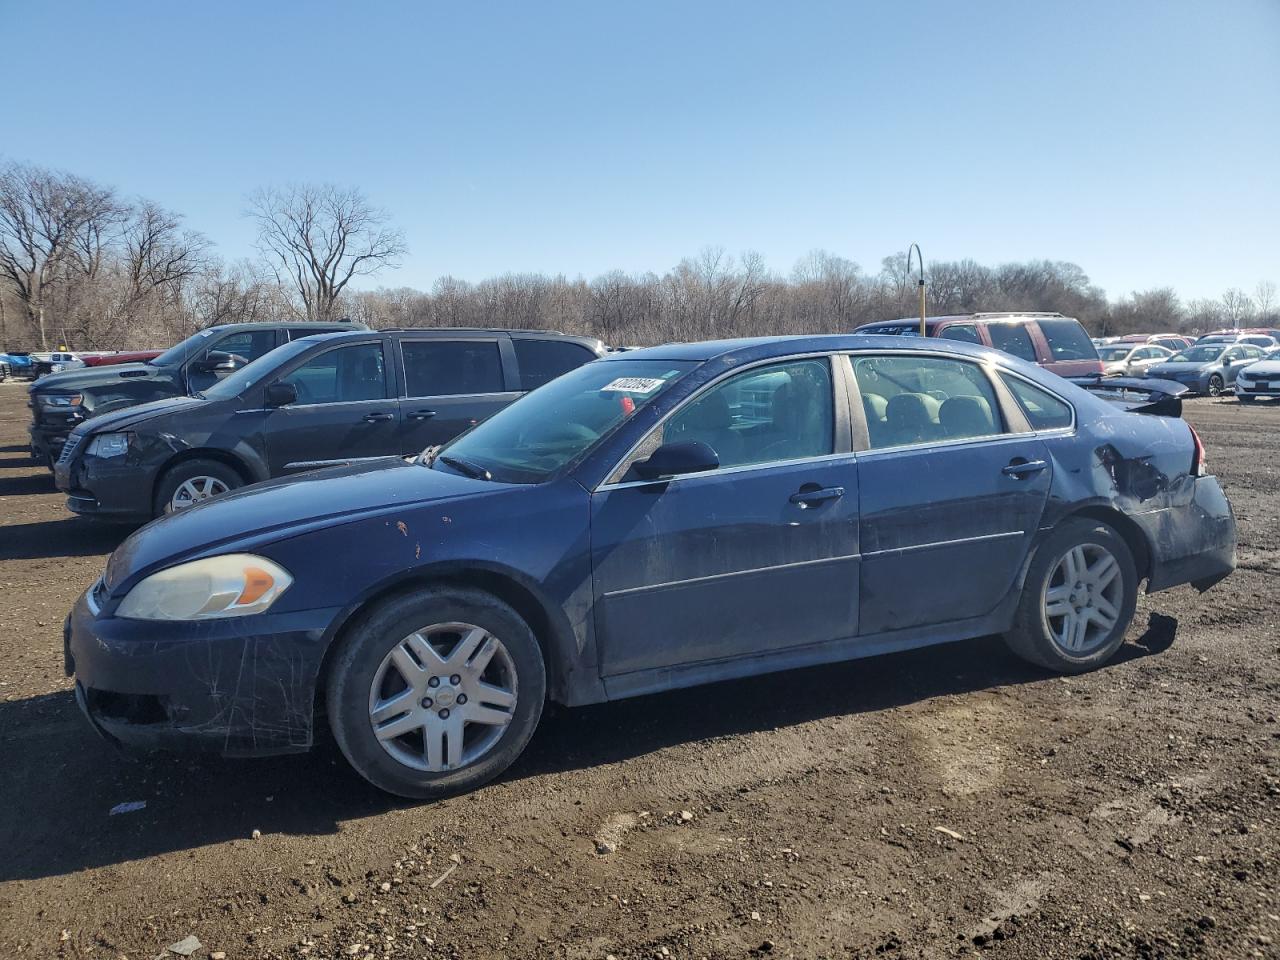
left=289, top=328, right=605, bottom=348
left=206, top=320, right=366, bottom=333
left=602, top=333, right=1003, bottom=365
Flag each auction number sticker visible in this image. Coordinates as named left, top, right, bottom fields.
left=601, top=377, right=666, bottom=394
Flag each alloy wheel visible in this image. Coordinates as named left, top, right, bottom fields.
left=368, top=622, right=518, bottom=773
left=167, top=475, right=230, bottom=512
left=1207, top=375, right=1224, bottom=397
left=1042, top=543, right=1124, bottom=656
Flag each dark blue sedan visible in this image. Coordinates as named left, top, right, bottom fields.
left=66, top=336, right=1237, bottom=797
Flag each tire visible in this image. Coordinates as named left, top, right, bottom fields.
left=1004, top=518, right=1138, bottom=673
left=1207, top=374, right=1224, bottom=397
left=153, top=458, right=243, bottom=517
left=326, top=587, right=546, bottom=799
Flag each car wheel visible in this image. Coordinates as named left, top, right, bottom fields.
left=153, top=458, right=243, bottom=517
left=326, top=587, right=546, bottom=799
left=1004, top=518, right=1138, bottom=673
left=1207, top=374, right=1224, bottom=397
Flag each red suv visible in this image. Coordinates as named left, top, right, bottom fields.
left=854, top=312, right=1104, bottom=377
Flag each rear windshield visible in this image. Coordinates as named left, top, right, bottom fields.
left=1037, top=318, right=1098, bottom=362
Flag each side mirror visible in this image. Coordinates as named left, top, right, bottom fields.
left=265, top=382, right=297, bottom=407
left=193, top=350, right=241, bottom=373
left=633, top=440, right=719, bottom=480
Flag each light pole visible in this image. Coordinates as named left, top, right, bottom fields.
left=906, top=244, right=926, bottom=336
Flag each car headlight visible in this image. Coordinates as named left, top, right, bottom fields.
left=115, top=554, right=294, bottom=621
left=38, top=393, right=82, bottom=409
left=87, top=432, right=132, bottom=458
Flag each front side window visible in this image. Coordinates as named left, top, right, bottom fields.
left=938, top=324, right=981, bottom=344
left=659, top=359, right=834, bottom=470
left=514, top=338, right=597, bottom=390
left=402, top=340, right=504, bottom=397
left=210, top=330, right=277, bottom=363
left=852, top=355, right=1004, bottom=449
left=1001, top=375, right=1073, bottom=430
left=280, top=342, right=387, bottom=404
left=986, top=323, right=1039, bottom=362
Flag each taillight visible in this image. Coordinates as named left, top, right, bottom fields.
left=1188, top=423, right=1207, bottom=477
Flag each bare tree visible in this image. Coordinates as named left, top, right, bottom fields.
left=1254, top=281, right=1277, bottom=325
left=1220, top=288, right=1254, bottom=330
left=247, top=184, right=407, bottom=321
left=0, top=161, right=122, bottom=348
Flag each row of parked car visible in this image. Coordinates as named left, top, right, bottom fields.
left=1092, top=330, right=1280, bottom=399
left=54, top=314, right=1237, bottom=799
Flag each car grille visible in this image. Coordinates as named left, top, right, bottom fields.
left=56, top=432, right=84, bottom=465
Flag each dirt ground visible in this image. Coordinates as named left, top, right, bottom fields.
left=0, top=382, right=1276, bottom=960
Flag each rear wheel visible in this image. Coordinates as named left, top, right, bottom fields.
left=153, top=458, right=242, bottom=517
left=1005, top=518, right=1138, bottom=673
left=1207, top=374, right=1225, bottom=397
left=326, top=587, right=545, bottom=799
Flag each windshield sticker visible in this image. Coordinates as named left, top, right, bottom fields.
left=601, top=376, right=665, bottom=394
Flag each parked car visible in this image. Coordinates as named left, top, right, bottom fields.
left=1145, top=342, right=1267, bottom=396
left=82, top=350, right=165, bottom=367
left=854, top=312, right=1103, bottom=377
left=0, top=351, right=37, bottom=379
left=1096, top=343, right=1174, bottom=377
left=1198, top=327, right=1280, bottom=344
left=1233, top=354, right=1280, bottom=402
left=28, top=321, right=365, bottom=467
left=65, top=334, right=1237, bottom=798
left=55, top=327, right=607, bottom=520
left=0, top=358, right=10, bottom=382
left=1115, top=333, right=1193, bottom=352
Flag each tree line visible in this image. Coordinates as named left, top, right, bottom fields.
left=1, top=159, right=1276, bottom=352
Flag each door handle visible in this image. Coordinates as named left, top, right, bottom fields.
left=363, top=412, right=394, bottom=423
left=1002, top=458, right=1047, bottom=478
left=407, top=409, right=437, bottom=421
left=789, top=485, right=844, bottom=508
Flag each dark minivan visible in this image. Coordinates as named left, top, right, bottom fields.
left=854, top=312, right=1104, bottom=378
left=54, top=327, right=606, bottom=520
left=28, top=320, right=366, bottom=466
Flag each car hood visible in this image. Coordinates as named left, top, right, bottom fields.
left=1240, top=360, right=1280, bottom=376
left=78, top=394, right=208, bottom=434
left=30, top=361, right=162, bottom=393
left=101, top=459, right=504, bottom=595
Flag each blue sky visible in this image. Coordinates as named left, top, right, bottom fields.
left=5, top=0, right=1278, bottom=301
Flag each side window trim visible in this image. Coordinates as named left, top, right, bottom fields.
left=397, top=337, right=512, bottom=399
left=599, top=352, right=849, bottom=489
left=270, top=339, right=392, bottom=407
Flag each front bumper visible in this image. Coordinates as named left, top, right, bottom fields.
left=56, top=451, right=158, bottom=521
left=29, top=412, right=83, bottom=465
left=66, top=587, right=341, bottom=757
left=1234, top=380, right=1280, bottom=398
left=1133, top=475, right=1237, bottom=593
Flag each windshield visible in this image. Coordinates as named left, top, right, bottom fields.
left=1171, top=346, right=1224, bottom=363
left=201, top=339, right=310, bottom=400
left=434, top=359, right=696, bottom=483
left=1097, top=346, right=1132, bottom=361
left=149, top=328, right=217, bottom=367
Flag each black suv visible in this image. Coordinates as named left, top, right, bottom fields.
left=28, top=320, right=366, bottom=467
left=54, top=327, right=607, bottom=520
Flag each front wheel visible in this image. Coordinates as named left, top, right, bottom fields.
left=153, top=458, right=243, bottom=517
left=1004, top=519, right=1138, bottom=673
left=1207, top=374, right=1225, bottom=397
left=326, top=588, right=546, bottom=799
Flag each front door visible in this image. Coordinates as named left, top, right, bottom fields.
left=396, top=337, right=521, bottom=455
left=590, top=357, right=860, bottom=678
left=265, top=340, right=401, bottom=474
left=849, top=352, right=1052, bottom=635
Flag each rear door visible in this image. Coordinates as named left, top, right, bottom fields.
left=849, top=352, right=1052, bottom=635
left=264, top=339, right=400, bottom=473
left=395, top=336, right=520, bottom=455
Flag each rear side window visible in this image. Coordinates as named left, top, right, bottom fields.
left=852, top=355, right=1004, bottom=449
left=1001, top=375, right=1073, bottom=430
left=986, top=323, right=1038, bottom=362
left=514, top=339, right=597, bottom=390
left=402, top=340, right=504, bottom=397
left=1037, top=318, right=1097, bottom=361
left=938, top=324, right=981, bottom=344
